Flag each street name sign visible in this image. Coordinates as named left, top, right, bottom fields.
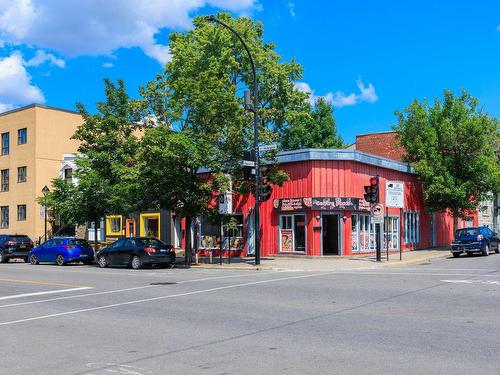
left=258, top=144, right=278, bottom=152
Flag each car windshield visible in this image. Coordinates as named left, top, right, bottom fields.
left=69, top=239, right=90, bottom=247
left=455, top=228, right=480, bottom=237
left=136, top=238, right=166, bottom=247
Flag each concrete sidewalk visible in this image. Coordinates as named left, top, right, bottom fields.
left=178, top=249, right=452, bottom=271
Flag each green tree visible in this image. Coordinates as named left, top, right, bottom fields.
left=47, top=79, right=140, bottom=250
left=136, top=14, right=299, bottom=263
left=281, top=97, right=344, bottom=150
left=394, top=89, right=500, bottom=231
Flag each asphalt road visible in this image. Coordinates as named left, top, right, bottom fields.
left=1, top=252, right=499, bottom=375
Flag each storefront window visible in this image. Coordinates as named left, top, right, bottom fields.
left=140, top=213, right=160, bottom=238
left=383, top=216, right=400, bottom=250
left=279, top=214, right=306, bottom=253
left=404, top=211, right=420, bottom=244
left=199, top=216, right=219, bottom=249
left=351, top=214, right=376, bottom=252
left=221, top=215, right=244, bottom=250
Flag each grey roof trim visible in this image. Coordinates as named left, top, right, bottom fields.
left=277, top=149, right=414, bottom=174
left=0, top=103, right=81, bottom=117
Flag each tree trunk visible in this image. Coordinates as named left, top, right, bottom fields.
left=94, top=218, right=100, bottom=253
left=453, top=214, right=458, bottom=234
left=185, top=216, right=192, bottom=266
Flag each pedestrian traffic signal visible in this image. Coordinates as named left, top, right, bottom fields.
left=242, top=150, right=256, bottom=181
left=363, top=175, right=379, bottom=203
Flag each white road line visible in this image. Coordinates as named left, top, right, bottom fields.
left=0, top=272, right=336, bottom=326
left=0, top=287, right=92, bottom=301
left=0, top=272, right=268, bottom=308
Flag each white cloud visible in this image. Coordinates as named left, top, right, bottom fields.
left=0, top=0, right=257, bottom=65
left=295, top=77, right=379, bottom=108
left=288, top=2, right=295, bottom=17
left=0, top=51, right=45, bottom=112
left=102, top=62, right=114, bottom=68
left=26, top=49, right=65, bottom=68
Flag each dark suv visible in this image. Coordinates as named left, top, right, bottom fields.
left=0, top=235, right=34, bottom=263
left=451, top=226, right=500, bottom=257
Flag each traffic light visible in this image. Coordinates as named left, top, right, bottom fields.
left=363, top=175, right=379, bottom=203
left=259, top=168, right=273, bottom=202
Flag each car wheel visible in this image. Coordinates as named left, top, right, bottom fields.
left=482, top=243, right=490, bottom=256
left=495, top=245, right=499, bottom=254
left=98, top=255, right=108, bottom=268
left=24, top=257, right=30, bottom=263
left=466, top=252, right=473, bottom=257
left=452, top=252, right=460, bottom=258
left=0, top=250, right=9, bottom=263
left=56, top=254, right=66, bottom=266
left=30, top=254, right=39, bottom=265
left=131, top=256, right=142, bottom=270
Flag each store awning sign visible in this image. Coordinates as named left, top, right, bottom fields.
left=273, top=197, right=371, bottom=212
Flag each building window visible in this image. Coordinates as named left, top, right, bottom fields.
left=404, top=211, right=420, bottom=244
left=64, top=168, right=73, bottom=183
left=106, top=215, right=123, bottom=236
left=1, top=133, right=9, bottom=155
left=18, top=128, right=27, bottom=145
left=1, top=169, right=8, bottom=192
left=18, top=166, right=27, bottom=183
left=279, top=214, right=306, bottom=253
left=0, top=206, right=8, bottom=228
left=221, top=215, right=244, bottom=250
left=139, top=213, right=160, bottom=238
left=383, top=216, right=400, bottom=250
left=17, top=205, right=26, bottom=221
left=198, top=216, right=219, bottom=249
left=352, top=214, right=376, bottom=252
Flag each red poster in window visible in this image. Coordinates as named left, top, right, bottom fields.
left=280, top=229, right=294, bottom=252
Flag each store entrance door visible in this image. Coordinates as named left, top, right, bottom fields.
left=322, top=214, right=340, bottom=255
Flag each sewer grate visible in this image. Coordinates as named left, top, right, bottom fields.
left=150, top=282, right=177, bottom=285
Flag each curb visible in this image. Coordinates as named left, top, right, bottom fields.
left=186, top=251, right=451, bottom=271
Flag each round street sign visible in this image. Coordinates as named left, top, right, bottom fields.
left=370, top=203, right=384, bottom=224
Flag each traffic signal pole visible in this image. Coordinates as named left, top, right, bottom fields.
left=205, top=16, right=261, bottom=265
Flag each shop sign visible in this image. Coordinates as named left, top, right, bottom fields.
left=280, top=229, right=294, bottom=252
left=273, top=197, right=371, bottom=212
left=386, top=181, right=404, bottom=208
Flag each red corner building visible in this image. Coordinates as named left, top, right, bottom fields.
left=193, top=147, right=477, bottom=258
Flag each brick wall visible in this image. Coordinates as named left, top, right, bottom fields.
left=355, top=132, right=405, bottom=161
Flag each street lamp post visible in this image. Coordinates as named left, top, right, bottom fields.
left=205, top=16, right=261, bottom=265
left=42, top=185, right=50, bottom=241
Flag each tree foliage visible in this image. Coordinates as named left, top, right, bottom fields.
left=393, top=90, right=499, bottom=228
left=281, top=97, right=344, bottom=150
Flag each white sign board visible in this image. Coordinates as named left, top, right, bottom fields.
left=219, top=193, right=233, bottom=214
left=242, top=160, right=255, bottom=167
left=370, top=203, right=384, bottom=224
left=386, top=181, right=404, bottom=208
left=258, top=144, right=278, bottom=152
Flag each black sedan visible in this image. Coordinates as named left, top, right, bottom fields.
left=96, top=237, right=176, bottom=269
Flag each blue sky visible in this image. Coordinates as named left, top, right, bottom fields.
left=0, top=0, right=499, bottom=143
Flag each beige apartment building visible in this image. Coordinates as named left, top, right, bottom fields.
left=0, top=104, right=82, bottom=241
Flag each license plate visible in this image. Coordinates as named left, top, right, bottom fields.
left=80, top=254, right=88, bottom=258
left=160, top=249, right=166, bottom=253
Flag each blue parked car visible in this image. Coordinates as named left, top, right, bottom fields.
left=451, top=226, right=500, bottom=258
left=29, top=237, right=95, bottom=266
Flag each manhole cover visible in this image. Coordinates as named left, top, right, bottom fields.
left=150, top=282, right=177, bottom=285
